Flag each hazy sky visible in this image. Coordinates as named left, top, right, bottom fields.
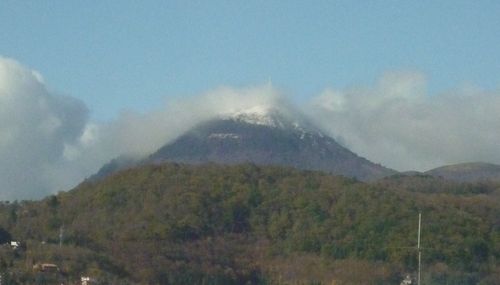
left=1, top=1, right=500, bottom=199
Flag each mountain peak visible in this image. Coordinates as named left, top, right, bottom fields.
left=92, top=102, right=396, bottom=182
left=229, top=105, right=277, bottom=117
left=220, top=105, right=319, bottom=136
left=219, top=104, right=284, bottom=126
left=224, top=105, right=284, bottom=127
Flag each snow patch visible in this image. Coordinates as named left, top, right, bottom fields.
left=208, top=133, right=241, bottom=139
left=219, top=104, right=325, bottom=139
left=228, top=105, right=283, bottom=128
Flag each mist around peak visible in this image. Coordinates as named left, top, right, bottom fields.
left=3, top=56, right=500, bottom=199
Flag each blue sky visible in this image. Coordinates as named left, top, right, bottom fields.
left=1, top=1, right=499, bottom=121
left=2, top=1, right=500, bottom=199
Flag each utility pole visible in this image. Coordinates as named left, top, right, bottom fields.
left=399, top=213, right=424, bottom=285
left=59, top=225, right=64, bottom=248
left=417, top=212, right=422, bottom=285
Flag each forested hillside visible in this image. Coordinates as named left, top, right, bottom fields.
left=0, top=163, right=498, bottom=284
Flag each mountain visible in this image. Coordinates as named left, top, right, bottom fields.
left=91, top=155, right=139, bottom=180
left=426, top=162, right=500, bottom=182
left=144, top=106, right=395, bottom=181
left=93, top=105, right=395, bottom=181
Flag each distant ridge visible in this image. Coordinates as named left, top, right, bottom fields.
left=426, top=162, right=500, bottom=182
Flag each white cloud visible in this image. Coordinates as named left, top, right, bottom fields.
left=0, top=57, right=88, bottom=200
left=309, top=71, right=500, bottom=171
left=72, top=84, right=285, bottom=162
left=3, top=57, right=500, bottom=200
left=0, top=61, right=286, bottom=201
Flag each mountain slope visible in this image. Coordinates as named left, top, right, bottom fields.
left=146, top=107, right=395, bottom=181
left=426, top=162, right=500, bottom=182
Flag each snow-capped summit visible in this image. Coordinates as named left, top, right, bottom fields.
left=92, top=103, right=396, bottom=181
left=142, top=104, right=395, bottom=181
left=220, top=104, right=321, bottom=137
left=226, top=105, right=285, bottom=128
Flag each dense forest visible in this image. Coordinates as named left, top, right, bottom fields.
left=0, top=163, right=498, bottom=284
